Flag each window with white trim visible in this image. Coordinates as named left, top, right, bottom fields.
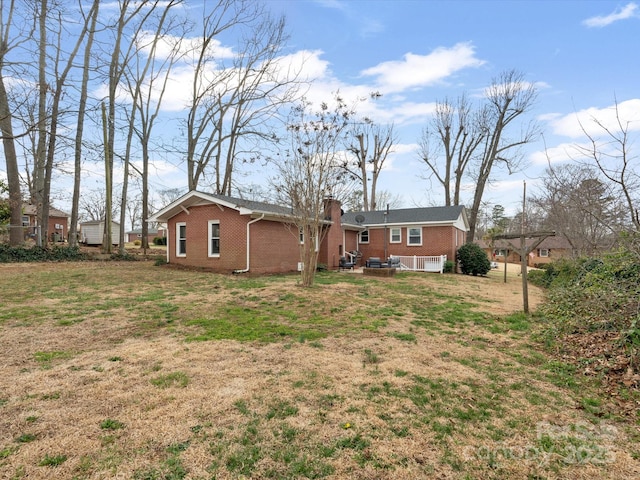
left=390, top=227, right=401, bottom=243
left=359, top=229, right=369, bottom=244
left=299, top=226, right=319, bottom=251
left=21, top=216, right=29, bottom=227
left=538, top=248, right=549, bottom=257
left=208, top=221, right=220, bottom=257
left=176, top=222, right=186, bottom=257
left=408, top=227, right=422, bottom=246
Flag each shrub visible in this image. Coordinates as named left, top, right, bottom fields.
left=443, top=260, right=455, bottom=273
left=153, top=236, right=167, bottom=246
left=133, top=240, right=141, bottom=246
left=456, top=243, right=491, bottom=276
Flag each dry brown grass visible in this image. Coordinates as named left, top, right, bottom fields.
left=0, top=261, right=638, bottom=479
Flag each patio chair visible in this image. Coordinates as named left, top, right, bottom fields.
left=339, top=256, right=355, bottom=271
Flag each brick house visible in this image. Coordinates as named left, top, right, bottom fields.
left=342, top=205, right=468, bottom=265
left=22, top=204, right=69, bottom=242
left=479, top=236, right=574, bottom=267
left=152, top=191, right=468, bottom=274
left=126, top=227, right=166, bottom=244
left=151, top=191, right=361, bottom=274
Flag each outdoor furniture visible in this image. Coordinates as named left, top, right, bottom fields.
left=365, top=257, right=383, bottom=268
left=339, top=256, right=355, bottom=271
left=387, top=256, right=401, bottom=268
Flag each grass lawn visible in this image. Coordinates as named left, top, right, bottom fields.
left=0, top=261, right=638, bottom=479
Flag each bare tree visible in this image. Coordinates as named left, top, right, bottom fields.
left=29, top=0, right=99, bottom=246
left=184, top=1, right=299, bottom=193
left=417, top=71, right=538, bottom=242
left=100, top=0, right=160, bottom=253
left=79, top=187, right=119, bottom=222
left=121, top=0, right=184, bottom=252
left=0, top=0, right=33, bottom=245
left=418, top=94, right=484, bottom=206
left=574, top=99, right=640, bottom=231
left=466, top=70, right=539, bottom=242
left=271, top=96, right=354, bottom=287
left=344, top=121, right=396, bottom=211
left=531, top=164, right=624, bottom=254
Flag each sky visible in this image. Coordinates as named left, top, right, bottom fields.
left=257, top=0, right=640, bottom=215
left=3, top=0, right=640, bottom=222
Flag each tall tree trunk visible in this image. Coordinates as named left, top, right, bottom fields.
left=0, top=75, right=22, bottom=246
left=70, top=0, right=99, bottom=247
left=34, top=0, right=48, bottom=247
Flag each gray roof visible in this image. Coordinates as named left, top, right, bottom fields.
left=22, top=204, right=69, bottom=218
left=151, top=191, right=296, bottom=222
left=342, top=205, right=466, bottom=226
left=208, top=193, right=294, bottom=217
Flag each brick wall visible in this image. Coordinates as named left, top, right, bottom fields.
left=358, top=225, right=463, bottom=262
left=318, top=198, right=345, bottom=270
left=168, top=205, right=301, bottom=273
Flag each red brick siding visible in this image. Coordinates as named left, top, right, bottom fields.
left=318, top=198, right=345, bottom=270
left=358, top=225, right=463, bottom=261
left=47, top=216, right=67, bottom=242
left=167, top=205, right=301, bottom=273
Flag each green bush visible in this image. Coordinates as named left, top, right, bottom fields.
left=456, top=243, right=491, bottom=276
left=153, top=237, right=167, bottom=246
left=443, top=260, right=455, bottom=273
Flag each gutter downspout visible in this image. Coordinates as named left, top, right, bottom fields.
left=233, top=214, right=265, bottom=274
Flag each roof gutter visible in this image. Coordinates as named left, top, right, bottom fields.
left=233, top=214, right=265, bottom=274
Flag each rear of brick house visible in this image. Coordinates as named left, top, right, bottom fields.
left=152, top=192, right=468, bottom=274
left=342, top=205, right=468, bottom=264
left=151, top=191, right=361, bottom=274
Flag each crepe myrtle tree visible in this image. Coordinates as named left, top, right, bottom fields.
left=271, top=95, right=355, bottom=287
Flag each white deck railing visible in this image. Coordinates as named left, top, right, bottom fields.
left=390, top=255, right=447, bottom=273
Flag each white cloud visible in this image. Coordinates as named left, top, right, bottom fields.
left=548, top=98, right=640, bottom=138
left=583, top=2, right=638, bottom=27
left=529, top=142, right=580, bottom=166
left=360, top=43, right=485, bottom=93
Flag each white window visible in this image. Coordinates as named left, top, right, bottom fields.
left=21, top=216, right=29, bottom=227
left=176, top=222, right=186, bottom=257
left=408, top=227, right=422, bottom=246
left=299, top=226, right=319, bottom=251
left=359, top=230, right=369, bottom=244
left=208, top=221, right=220, bottom=257
left=538, top=248, right=549, bottom=257
left=390, top=227, right=401, bottom=243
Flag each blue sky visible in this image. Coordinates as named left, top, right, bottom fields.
left=4, top=0, right=639, bottom=220
left=256, top=0, right=640, bottom=214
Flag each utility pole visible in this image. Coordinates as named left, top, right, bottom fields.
left=495, top=181, right=554, bottom=314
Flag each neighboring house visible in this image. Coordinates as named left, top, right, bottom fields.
left=126, top=227, right=166, bottom=244
left=80, top=220, right=121, bottom=246
left=151, top=191, right=468, bottom=274
left=22, top=204, right=69, bottom=242
left=479, top=236, right=574, bottom=267
left=342, top=205, right=469, bottom=265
